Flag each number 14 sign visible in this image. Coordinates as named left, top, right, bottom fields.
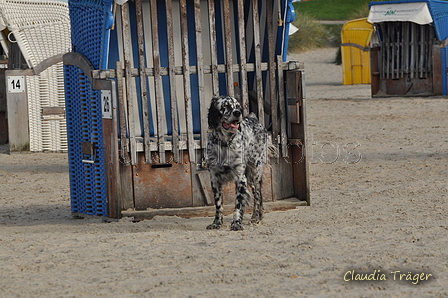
left=7, top=76, right=25, bottom=93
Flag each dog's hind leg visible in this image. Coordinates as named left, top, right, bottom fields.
left=250, top=179, right=263, bottom=224
left=207, top=178, right=224, bottom=229
left=230, top=175, right=250, bottom=231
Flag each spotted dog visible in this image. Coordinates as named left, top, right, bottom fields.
left=206, top=95, right=276, bottom=231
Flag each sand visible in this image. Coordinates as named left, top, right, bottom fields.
left=1, top=47, right=447, bottom=297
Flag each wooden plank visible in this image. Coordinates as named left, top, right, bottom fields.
left=223, top=0, right=234, bottom=97
left=433, top=44, right=443, bottom=95
left=120, top=159, right=135, bottom=210
left=286, top=70, right=310, bottom=205
left=207, top=0, right=219, bottom=97
left=149, top=0, right=166, bottom=164
left=370, top=47, right=380, bottom=97
left=135, top=0, right=151, bottom=164
left=164, top=0, right=180, bottom=163
left=194, top=0, right=208, bottom=153
left=419, top=25, right=424, bottom=78
left=115, top=60, right=131, bottom=165
left=277, top=55, right=288, bottom=158
left=427, top=25, right=434, bottom=77
left=395, top=22, right=400, bottom=79
left=121, top=3, right=137, bottom=165
left=402, top=22, right=408, bottom=78
left=386, top=23, right=391, bottom=79
left=6, top=70, right=29, bottom=152
left=252, top=0, right=264, bottom=123
left=266, top=0, right=278, bottom=150
left=122, top=197, right=307, bottom=220
left=236, top=0, right=249, bottom=115
left=197, top=171, right=213, bottom=205
left=429, top=26, right=434, bottom=75
left=101, top=81, right=120, bottom=219
left=393, top=22, right=397, bottom=78
left=400, top=23, right=404, bottom=78
left=410, top=22, right=416, bottom=79
left=180, top=0, right=196, bottom=164
left=110, top=80, right=123, bottom=217
left=270, top=151, right=295, bottom=201
left=380, top=23, right=386, bottom=80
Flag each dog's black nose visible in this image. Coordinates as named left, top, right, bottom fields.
left=233, top=110, right=241, bottom=117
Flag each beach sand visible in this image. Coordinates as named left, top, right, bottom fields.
left=1, top=47, right=447, bottom=297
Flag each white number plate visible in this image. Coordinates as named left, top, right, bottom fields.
left=101, top=90, right=112, bottom=119
left=7, top=76, right=25, bottom=93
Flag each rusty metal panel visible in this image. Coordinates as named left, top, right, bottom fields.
left=382, top=76, right=433, bottom=96
left=133, top=151, right=194, bottom=210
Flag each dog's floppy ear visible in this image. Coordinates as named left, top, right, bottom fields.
left=208, top=97, right=221, bottom=129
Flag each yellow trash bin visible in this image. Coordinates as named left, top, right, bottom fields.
left=341, top=18, right=374, bottom=85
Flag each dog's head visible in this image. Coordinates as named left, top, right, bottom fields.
left=208, top=96, right=243, bottom=134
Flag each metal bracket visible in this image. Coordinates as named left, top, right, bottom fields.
left=81, top=142, right=96, bottom=164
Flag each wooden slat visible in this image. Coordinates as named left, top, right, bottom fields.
left=5, top=70, right=29, bottom=152
left=267, top=0, right=278, bottom=149
left=380, top=23, right=385, bottom=80
left=286, top=70, right=310, bottom=205
left=109, top=80, right=123, bottom=218
left=419, top=25, right=424, bottom=78
left=236, top=0, right=249, bottom=115
left=197, top=171, right=213, bottom=205
left=121, top=3, right=137, bottom=165
left=223, top=0, right=234, bottom=97
left=165, top=0, right=180, bottom=163
left=386, top=23, right=391, bottom=79
left=410, top=22, right=416, bottom=79
left=92, top=61, right=302, bottom=79
left=405, top=22, right=411, bottom=74
left=394, top=23, right=398, bottom=78
left=115, top=60, right=130, bottom=165
left=428, top=25, right=434, bottom=76
left=179, top=0, right=196, bottom=164
left=396, top=23, right=399, bottom=77
left=122, top=197, right=307, bottom=220
left=207, top=0, right=219, bottom=97
left=252, top=0, right=264, bottom=124
left=277, top=55, right=288, bottom=158
left=135, top=0, right=151, bottom=164
left=194, top=0, right=208, bottom=153
left=402, top=22, right=407, bottom=78
left=149, top=0, right=166, bottom=164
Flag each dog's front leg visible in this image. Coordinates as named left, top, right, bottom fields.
left=230, top=174, right=250, bottom=231
left=207, top=177, right=223, bottom=229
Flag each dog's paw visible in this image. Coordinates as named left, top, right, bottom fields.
left=250, top=217, right=261, bottom=225
left=206, top=223, right=222, bottom=230
left=250, top=211, right=263, bottom=225
left=230, top=221, right=244, bottom=231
